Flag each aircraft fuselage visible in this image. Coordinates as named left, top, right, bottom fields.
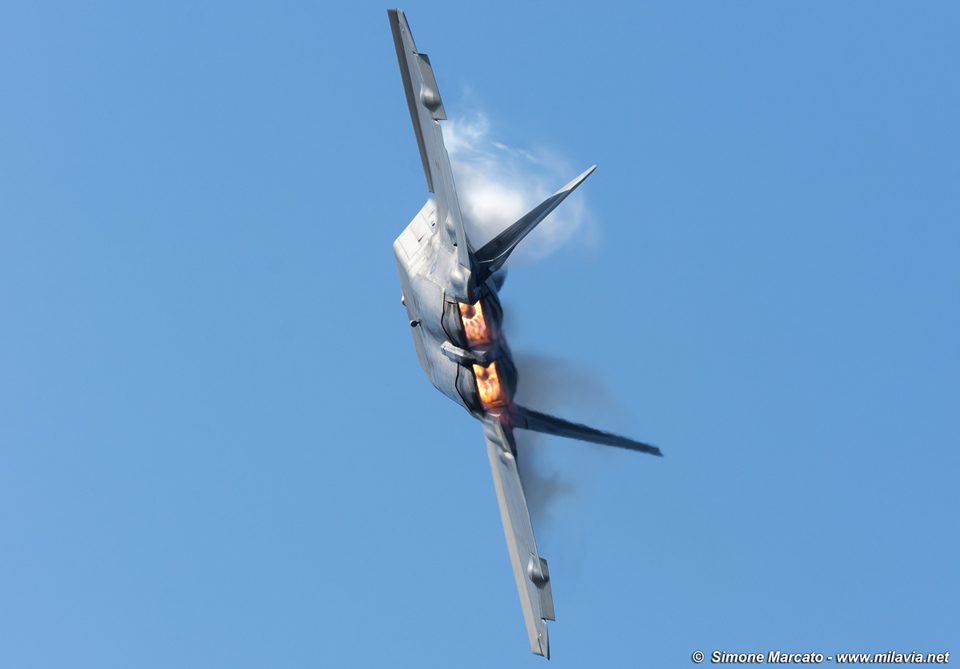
left=395, top=199, right=518, bottom=423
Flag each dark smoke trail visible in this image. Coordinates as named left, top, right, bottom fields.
left=513, top=430, right=574, bottom=528
left=512, top=354, right=624, bottom=528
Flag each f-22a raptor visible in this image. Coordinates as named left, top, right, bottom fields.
left=388, top=9, right=662, bottom=659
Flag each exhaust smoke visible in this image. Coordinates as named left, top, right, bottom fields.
left=512, top=354, right=625, bottom=528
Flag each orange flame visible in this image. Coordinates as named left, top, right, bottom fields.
left=473, top=361, right=507, bottom=409
left=459, top=300, right=492, bottom=346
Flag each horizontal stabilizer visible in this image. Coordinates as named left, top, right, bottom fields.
left=513, top=406, right=662, bottom=457
left=474, top=165, right=596, bottom=285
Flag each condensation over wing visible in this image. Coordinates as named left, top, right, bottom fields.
left=388, top=9, right=472, bottom=276
left=483, top=418, right=554, bottom=658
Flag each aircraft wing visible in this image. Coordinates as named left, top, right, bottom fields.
left=388, top=9, right=472, bottom=272
left=482, top=418, right=554, bottom=658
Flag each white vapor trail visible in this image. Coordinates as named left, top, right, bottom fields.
left=443, top=111, right=595, bottom=265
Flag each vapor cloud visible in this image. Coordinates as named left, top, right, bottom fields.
left=444, top=111, right=595, bottom=266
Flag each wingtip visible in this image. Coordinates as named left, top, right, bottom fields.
left=535, top=628, right=550, bottom=659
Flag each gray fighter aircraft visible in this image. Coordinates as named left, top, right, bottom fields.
left=388, top=9, right=662, bottom=659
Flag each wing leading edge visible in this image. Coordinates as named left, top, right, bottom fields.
left=483, top=418, right=554, bottom=658
left=388, top=9, right=472, bottom=288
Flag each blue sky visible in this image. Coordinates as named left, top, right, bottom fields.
left=1, top=2, right=957, bottom=667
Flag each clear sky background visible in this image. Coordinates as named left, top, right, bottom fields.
left=2, top=2, right=957, bottom=667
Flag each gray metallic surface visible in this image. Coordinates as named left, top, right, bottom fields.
left=388, top=9, right=662, bottom=658
left=484, top=419, right=550, bottom=657
left=513, top=406, right=663, bottom=457
left=388, top=9, right=472, bottom=299
left=474, top=166, right=596, bottom=284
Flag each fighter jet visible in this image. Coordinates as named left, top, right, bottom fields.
left=388, top=9, right=662, bottom=659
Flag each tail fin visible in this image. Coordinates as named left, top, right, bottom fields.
left=473, top=165, right=596, bottom=285
left=512, top=405, right=662, bottom=456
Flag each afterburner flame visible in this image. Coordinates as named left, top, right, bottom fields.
left=473, top=361, right=507, bottom=409
left=460, top=301, right=504, bottom=410
left=459, top=300, right=492, bottom=346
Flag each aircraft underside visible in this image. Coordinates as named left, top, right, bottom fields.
left=388, top=9, right=662, bottom=658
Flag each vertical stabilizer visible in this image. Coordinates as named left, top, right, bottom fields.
left=512, top=405, right=662, bottom=456
left=473, top=166, right=595, bottom=284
